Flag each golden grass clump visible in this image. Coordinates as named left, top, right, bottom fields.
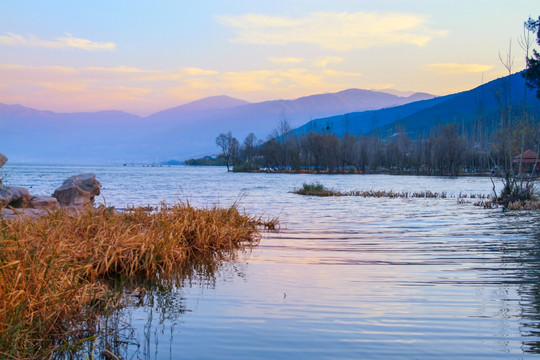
left=0, top=203, right=269, bottom=359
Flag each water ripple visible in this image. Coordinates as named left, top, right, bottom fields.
left=5, top=164, right=540, bottom=359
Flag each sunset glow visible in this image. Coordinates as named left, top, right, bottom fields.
left=0, top=0, right=537, bottom=115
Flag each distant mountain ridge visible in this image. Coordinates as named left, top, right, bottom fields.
left=0, top=88, right=434, bottom=163
left=147, top=95, right=250, bottom=121
left=291, top=72, right=540, bottom=139
left=236, top=89, right=434, bottom=117
left=376, top=72, right=540, bottom=137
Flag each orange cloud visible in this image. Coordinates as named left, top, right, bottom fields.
left=0, top=61, right=367, bottom=114
left=269, top=57, right=305, bottom=64
left=313, top=57, right=344, bottom=67
left=420, top=63, right=494, bottom=74
left=217, top=11, right=447, bottom=51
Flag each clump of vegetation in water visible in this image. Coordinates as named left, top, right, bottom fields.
left=293, top=182, right=345, bottom=196
left=294, top=183, right=451, bottom=198
left=0, top=203, right=276, bottom=359
left=506, top=199, right=540, bottom=210
left=294, top=182, right=540, bottom=212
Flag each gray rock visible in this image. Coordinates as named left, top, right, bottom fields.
left=1, top=208, right=48, bottom=221
left=0, top=185, right=32, bottom=208
left=0, top=152, right=7, bottom=168
left=1, top=208, right=15, bottom=216
left=52, top=173, right=102, bottom=207
left=31, top=195, right=59, bottom=210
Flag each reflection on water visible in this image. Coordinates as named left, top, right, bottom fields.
left=6, top=164, right=540, bottom=359
left=90, top=277, right=188, bottom=360
left=60, top=256, right=236, bottom=360
left=516, top=226, right=540, bottom=354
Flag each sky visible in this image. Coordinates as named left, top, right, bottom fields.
left=0, top=0, right=538, bottom=116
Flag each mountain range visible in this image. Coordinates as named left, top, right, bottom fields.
left=0, top=89, right=434, bottom=164
left=291, top=72, right=540, bottom=139
left=4, top=71, right=537, bottom=165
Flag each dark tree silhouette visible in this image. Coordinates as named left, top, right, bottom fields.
left=524, top=16, right=540, bottom=98
left=242, top=133, right=257, bottom=169
left=216, top=132, right=239, bottom=171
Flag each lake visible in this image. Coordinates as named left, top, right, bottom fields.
left=4, top=164, right=540, bottom=359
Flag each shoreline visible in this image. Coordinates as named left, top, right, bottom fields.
left=229, top=168, right=505, bottom=178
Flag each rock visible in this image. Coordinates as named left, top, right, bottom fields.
left=0, top=186, right=8, bottom=208
left=1, top=174, right=103, bottom=221
left=9, top=187, right=32, bottom=206
left=31, top=195, right=59, bottom=210
left=1, top=208, right=49, bottom=221
left=2, top=208, right=15, bottom=217
left=0, top=185, right=32, bottom=208
left=52, top=173, right=101, bottom=207
left=0, top=152, right=7, bottom=168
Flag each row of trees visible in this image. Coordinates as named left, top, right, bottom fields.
left=216, top=123, right=497, bottom=176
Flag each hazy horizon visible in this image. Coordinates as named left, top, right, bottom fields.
left=0, top=87, right=436, bottom=116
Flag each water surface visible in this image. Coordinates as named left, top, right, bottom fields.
left=4, top=164, right=540, bottom=359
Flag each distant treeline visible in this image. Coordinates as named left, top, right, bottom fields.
left=214, top=112, right=539, bottom=176
left=256, top=124, right=487, bottom=176
left=183, top=155, right=227, bottom=166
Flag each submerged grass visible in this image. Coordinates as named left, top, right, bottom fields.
left=293, top=182, right=521, bottom=208
left=293, top=182, right=449, bottom=198
left=507, top=199, right=540, bottom=210
left=0, top=203, right=274, bottom=359
left=293, top=182, right=343, bottom=196
left=295, top=182, right=540, bottom=212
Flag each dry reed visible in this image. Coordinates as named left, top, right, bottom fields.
left=0, top=203, right=272, bottom=359
left=293, top=183, right=452, bottom=199
left=507, top=200, right=540, bottom=210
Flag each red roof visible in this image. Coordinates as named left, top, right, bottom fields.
left=513, top=150, right=539, bottom=163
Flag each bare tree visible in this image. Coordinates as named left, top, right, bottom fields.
left=271, top=111, right=293, bottom=167
left=273, top=110, right=292, bottom=142
left=216, top=131, right=238, bottom=172
left=498, top=39, right=515, bottom=128
left=243, top=133, right=257, bottom=169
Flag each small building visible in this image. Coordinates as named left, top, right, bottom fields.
left=513, top=150, right=540, bottom=175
